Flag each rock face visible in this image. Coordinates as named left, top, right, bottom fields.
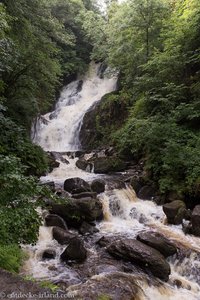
left=91, top=179, right=105, bottom=194
left=66, top=272, right=141, bottom=300
left=50, top=198, right=103, bottom=228
left=163, top=200, right=186, bottom=224
left=137, top=231, right=177, bottom=257
left=0, top=268, right=60, bottom=300
left=106, top=239, right=170, bottom=281
left=60, top=237, right=87, bottom=263
left=45, top=214, right=67, bottom=230
left=191, top=205, right=200, bottom=236
left=52, top=227, right=76, bottom=245
left=79, top=91, right=129, bottom=151
left=63, top=177, right=91, bottom=194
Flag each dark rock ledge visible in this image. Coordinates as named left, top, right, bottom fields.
left=0, top=268, right=65, bottom=300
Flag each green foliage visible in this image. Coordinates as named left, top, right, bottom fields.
left=0, top=155, right=42, bottom=245
left=0, top=109, right=48, bottom=176
left=24, top=275, right=59, bottom=292
left=0, top=0, right=95, bottom=129
left=0, top=244, right=26, bottom=273
left=39, top=280, right=59, bottom=292
left=82, top=0, right=200, bottom=198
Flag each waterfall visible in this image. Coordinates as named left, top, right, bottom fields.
left=32, top=62, right=117, bottom=152
left=24, top=62, right=200, bottom=300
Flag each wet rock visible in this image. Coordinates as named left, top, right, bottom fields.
left=173, top=279, right=183, bottom=288
left=45, top=214, right=67, bottom=230
left=92, top=157, right=126, bottom=174
left=66, top=272, right=143, bottom=300
left=66, top=151, right=85, bottom=158
left=77, top=80, right=83, bottom=93
left=50, top=198, right=103, bottom=228
left=64, top=177, right=91, bottom=194
left=130, top=177, right=143, bottom=195
left=174, top=206, right=187, bottom=224
left=91, top=179, right=105, bottom=194
left=137, top=231, right=177, bottom=257
left=138, top=185, right=156, bottom=200
left=97, top=62, right=107, bottom=79
left=106, top=179, right=126, bottom=190
left=76, top=158, right=93, bottom=172
left=191, top=205, right=200, bottom=236
left=107, top=239, right=170, bottom=281
left=47, top=152, right=60, bottom=172
left=72, top=192, right=97, bottom=199
left=182, top=219, right=192, bottom=234
left=163, top=200, right=186, bottom=224
left=50, top=152, right=69, bottom=164
left=96, top=236, right=115, bottom=248
left=42, top=249, right=56, bottom=260
left=52, top=227, right=76, bottom=245
left=60, top=237, right=87, bottom=263
left=153, top=195, right=166, bottom=205
left=79, top=221, right=99, bottom=235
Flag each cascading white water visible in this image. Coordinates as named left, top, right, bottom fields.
left=32, top=62, right=117, bottom=152
left=25, top=61, right=200, bottom=299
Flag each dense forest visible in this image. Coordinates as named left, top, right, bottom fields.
left=0, top=0, right=200, bottom=277
left=0, top=0, right=96, bottom=272
left=83, top=0, right=200, bottom=202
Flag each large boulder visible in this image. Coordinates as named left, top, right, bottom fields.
left=45, top=214, right=67, bottom=230
left=138, top=185, right=157, bottom=200
left=50, top=198, right=103, bottom=228
left=76, top=156, right=126, bottom=174
left=52, top=227, right=76, bottom=245
left=91, top=179, right=105, bottom=194
left=65, top=272, right=141, bottom=300
left=191, top=205, right=200, bottom=236
left=137, top=231, right=177, bottom=257
left=106, top=239, right=170, bottom=281
left=64, top=177, right=91, bottom=194
left=60, top=237, right=87, bottom=263
left=163, top=200, right=186, bottom=224
left=92, top=157, right=126, bottom=174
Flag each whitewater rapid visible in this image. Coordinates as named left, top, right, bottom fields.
left=25, top=62, right=200, bottom=300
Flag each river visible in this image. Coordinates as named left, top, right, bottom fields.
left=23, top=62, right=200, bottom=300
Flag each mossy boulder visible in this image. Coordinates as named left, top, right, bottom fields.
left=163, top=200, right=186, bottom=224
left=50, top=198, right=103, bottom=228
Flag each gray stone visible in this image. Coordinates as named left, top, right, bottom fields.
left=107, top=239, right=170, bottom=281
